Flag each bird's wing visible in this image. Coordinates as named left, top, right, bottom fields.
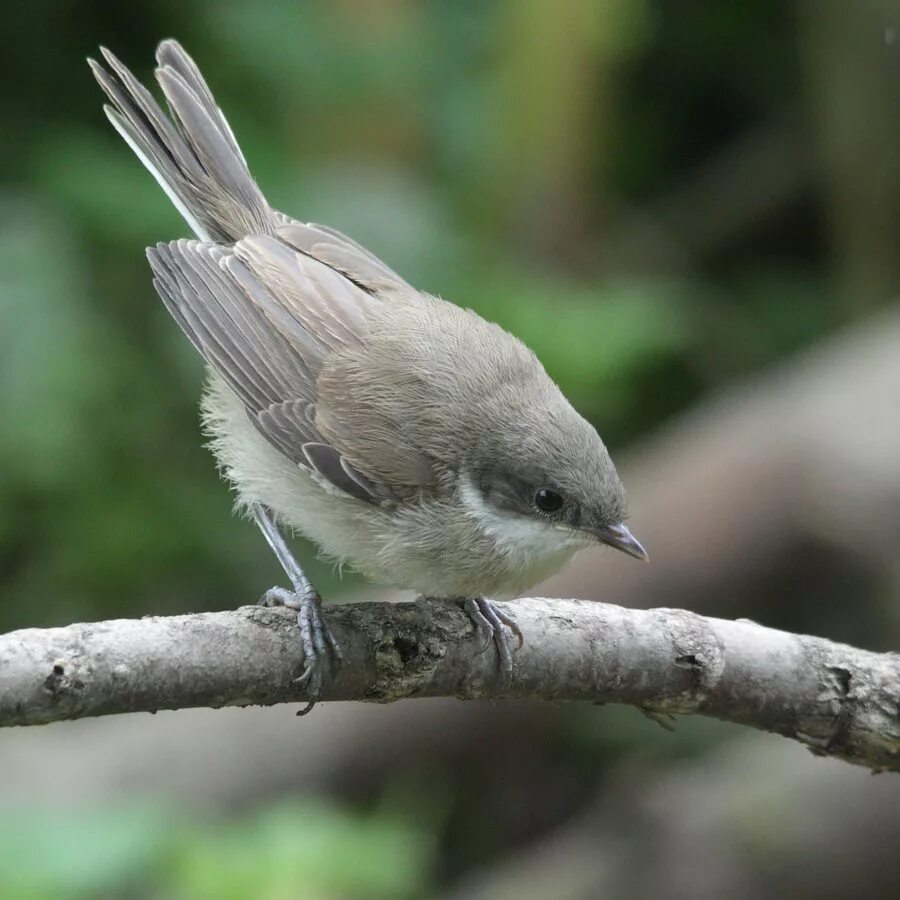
left=273, top=215, right=411, bottom=295
left=147, top=236, right=432, bottom=504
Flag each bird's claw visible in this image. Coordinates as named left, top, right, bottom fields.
left=260, top=585, right=341, bottom=713
left=464, top=597, right=523, bottom=685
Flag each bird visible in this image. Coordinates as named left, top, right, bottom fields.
left=89, top=40, right=647, bottom=712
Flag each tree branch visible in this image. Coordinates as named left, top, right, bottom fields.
left=1, top=598, right=898, bottom=771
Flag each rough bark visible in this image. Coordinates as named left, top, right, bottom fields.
left=1, top=598, right=898, bottom=772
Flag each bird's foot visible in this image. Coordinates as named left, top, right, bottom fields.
left=259, top=586, right=343, bottom=715
left=464, top=597, right=524, bottom=685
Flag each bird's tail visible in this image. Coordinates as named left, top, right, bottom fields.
left=89, top=40, right=273, bottom=243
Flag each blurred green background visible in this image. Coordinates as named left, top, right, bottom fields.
left=1, top=1, right=899, bottom=897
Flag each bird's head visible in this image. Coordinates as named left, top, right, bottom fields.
left=460, top=381, right=648, bottom=565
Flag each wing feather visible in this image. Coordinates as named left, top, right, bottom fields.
left=275, top=220, right=410, bottom=295
left=301, top=442, right=379, bottom=504
left=150, top=243, right=278, bottom=412
left=146, top=236, right=419, bottom=504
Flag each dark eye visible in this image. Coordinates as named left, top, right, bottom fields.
left=534, top=488, right=563, bottom=513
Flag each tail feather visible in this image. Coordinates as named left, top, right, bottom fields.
left=155, top=39, right=247, bottom=168
left=90, top=41, right=271, bottom=242
left=155, top=66, right=263, bottom=216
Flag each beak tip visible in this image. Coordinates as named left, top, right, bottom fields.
left=626, top=544, right=651, bottom=563
left=595, top=522, right=649, bottom=563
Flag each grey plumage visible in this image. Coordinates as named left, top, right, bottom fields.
left=277, top=220, right=410, bottom=294
left=149, top=236, right=391, bottom=502
left=90, top=40, right=643, bottom=607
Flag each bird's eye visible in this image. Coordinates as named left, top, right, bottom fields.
left=534, top=488, right=563, bottom=513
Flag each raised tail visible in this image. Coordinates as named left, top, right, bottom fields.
left=89, top=40, right=273, bottom=242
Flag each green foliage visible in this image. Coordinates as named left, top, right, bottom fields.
left=0, top=799, right=434, bottom=899
left=169, top=801, right=430, bottom=899
left=0, top=802, right=171, bottom=898
left=0, top=200, right=110, bottom=491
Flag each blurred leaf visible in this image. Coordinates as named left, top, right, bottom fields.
left=0, top=797, right=436, bottom=899
left=32, top=128, right=187, bottom=244
left=0, top=802, right=171, bottom=898
left=168, top=800, right=432, bottom=900
left=0, top=197, right=112, bottom=490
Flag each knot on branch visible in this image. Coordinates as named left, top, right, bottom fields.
left=650, top=608, right=726, bottom=715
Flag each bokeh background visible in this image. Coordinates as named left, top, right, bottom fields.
left=2, top=1, right=900, bottom=897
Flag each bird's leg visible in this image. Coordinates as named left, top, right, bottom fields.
left=463, top=597, right=524, bottom=685
left=252, top=503, right=342, bottom=714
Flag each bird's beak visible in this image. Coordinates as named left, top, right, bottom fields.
left=591, top=522, right=649, bottom=562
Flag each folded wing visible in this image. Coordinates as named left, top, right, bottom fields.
left=148, top=236, right=431, bottom=504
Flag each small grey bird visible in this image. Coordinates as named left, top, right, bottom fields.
left=89, top=40, right=647, bottom=709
